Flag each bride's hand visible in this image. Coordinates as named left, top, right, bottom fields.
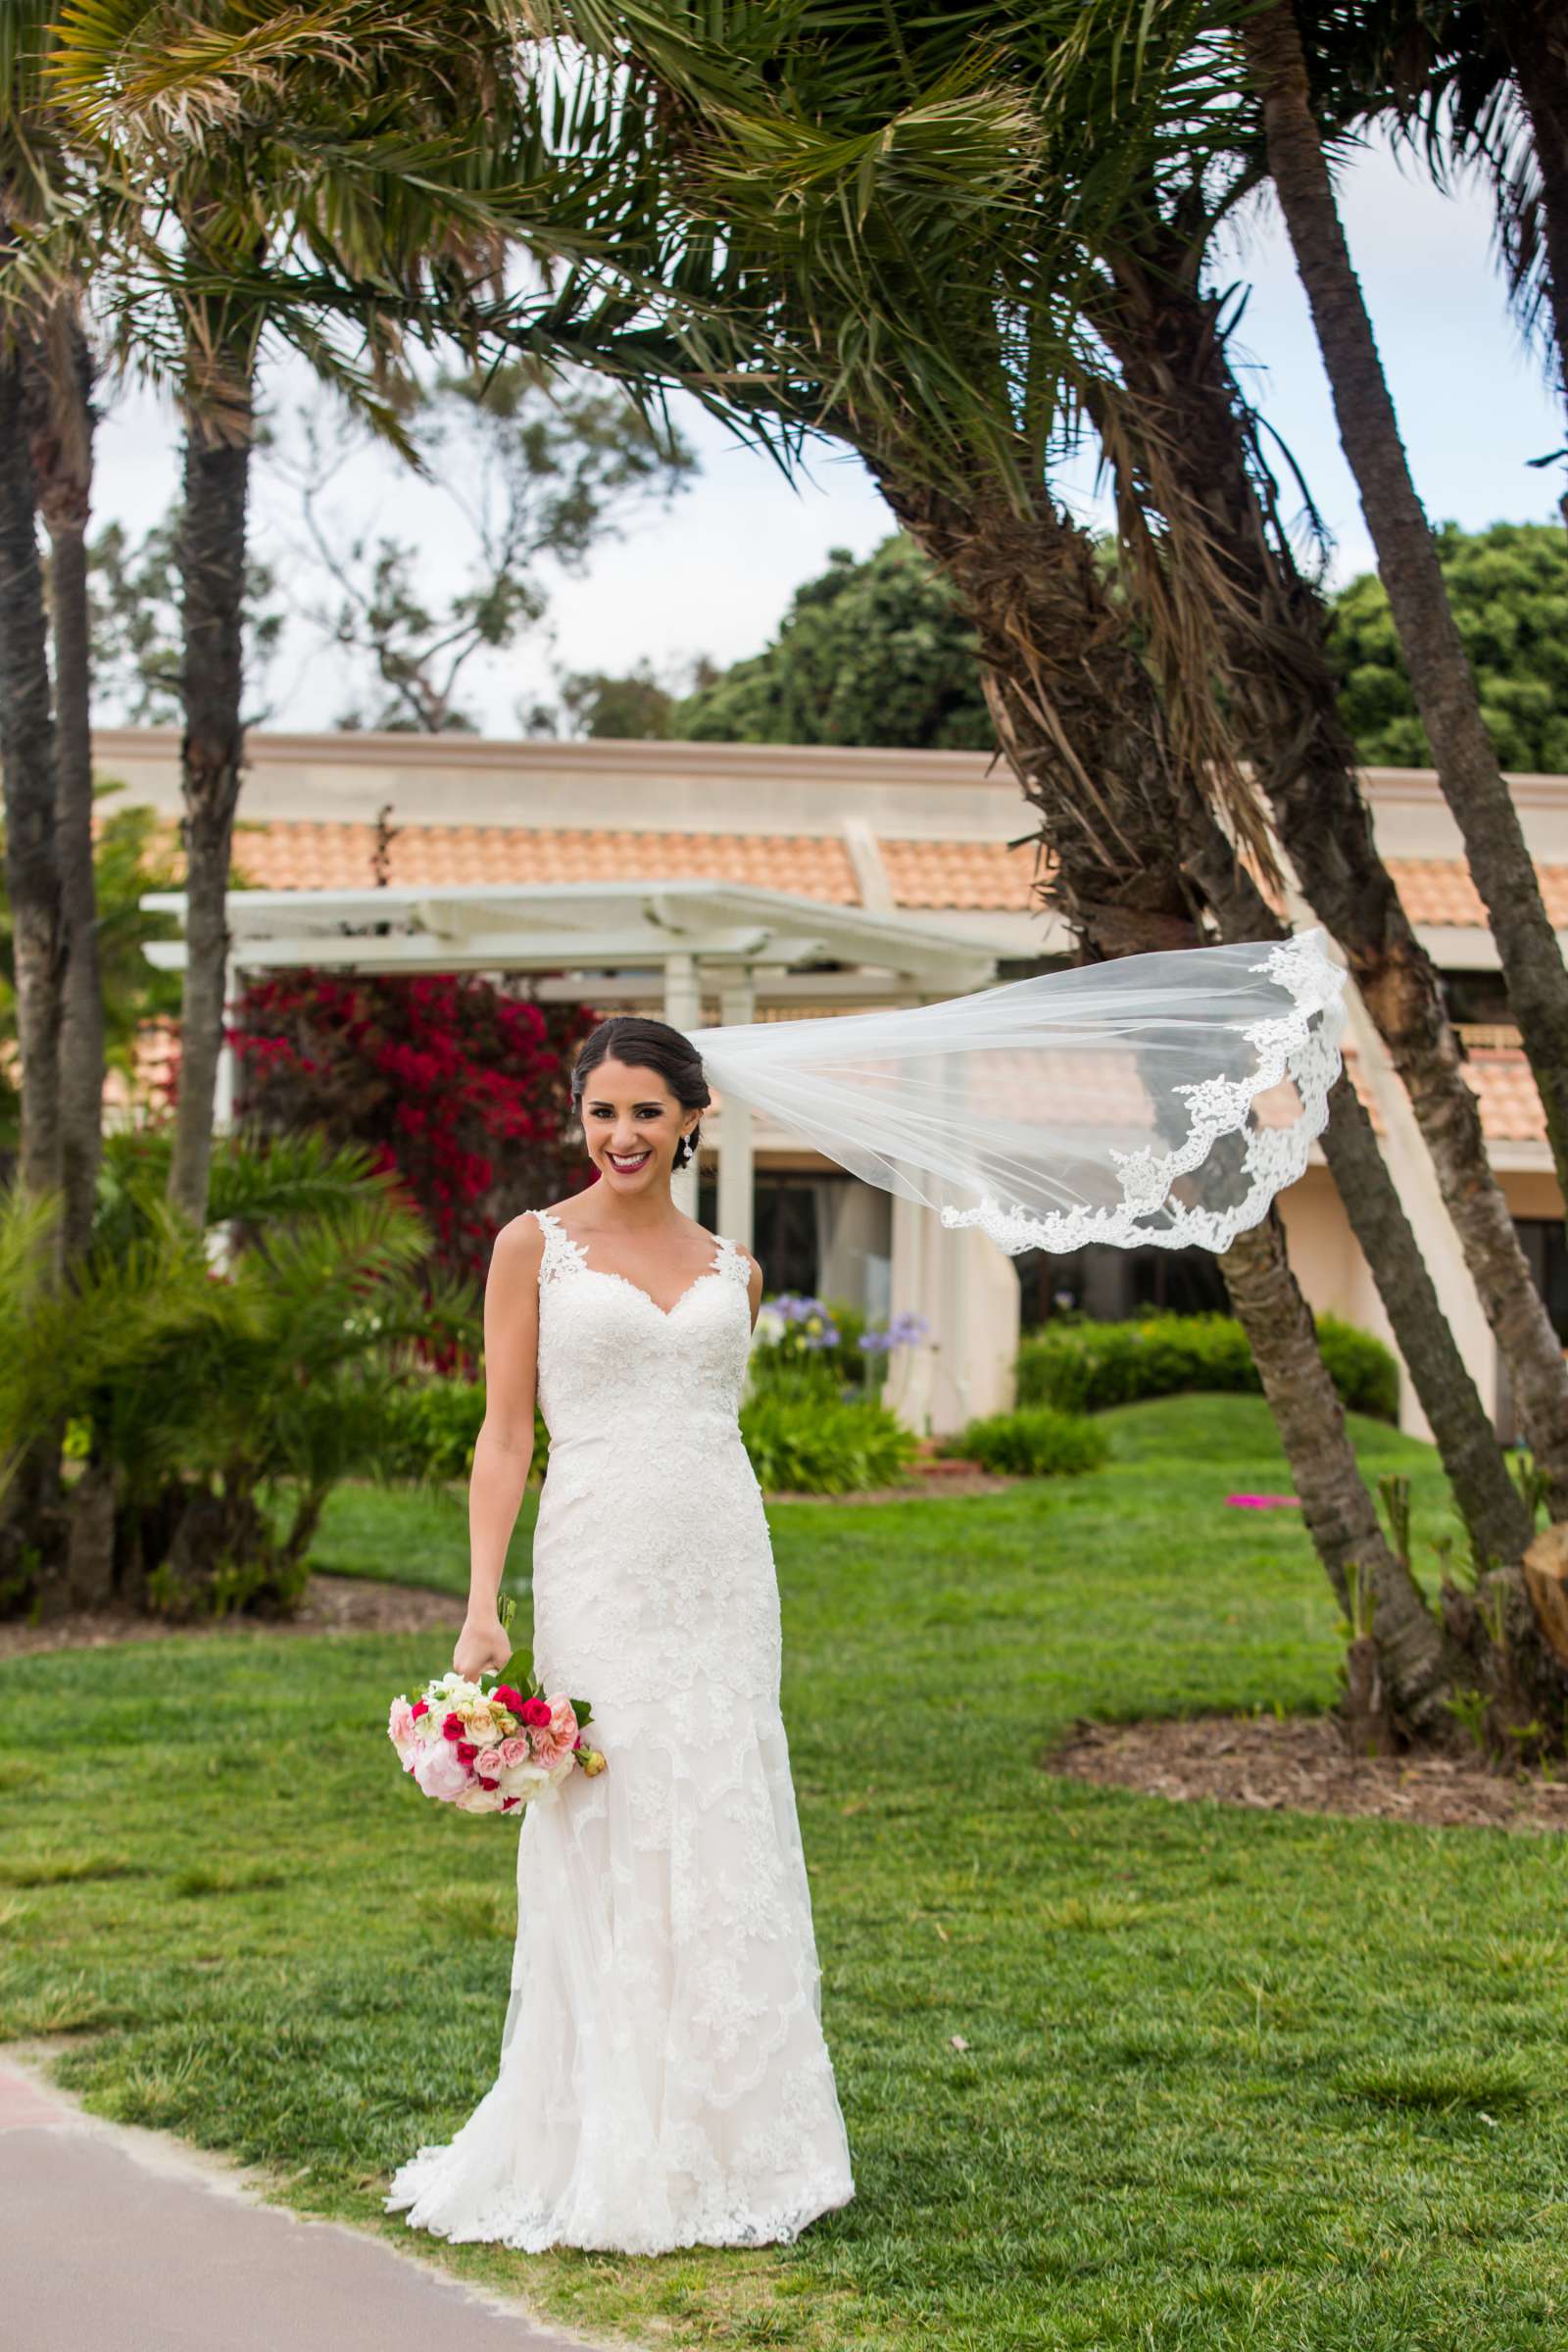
left=455, top=1610, right=512, bottom=1681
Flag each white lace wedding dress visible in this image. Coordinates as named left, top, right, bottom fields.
left=383, top=1205, right=856, bottom=2254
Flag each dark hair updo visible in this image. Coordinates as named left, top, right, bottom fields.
left=570, top=1014, right=712, bottom=1167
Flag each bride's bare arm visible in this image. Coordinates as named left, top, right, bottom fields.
left=456, top=1214, right=544, bottom=1678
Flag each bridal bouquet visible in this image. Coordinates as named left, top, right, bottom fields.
left=388, top=1596, right=606, bottom=1815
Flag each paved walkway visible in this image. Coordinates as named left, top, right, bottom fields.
left=0, top=2045, right=602, bottom=2352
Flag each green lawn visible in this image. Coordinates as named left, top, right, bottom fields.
left=3, top=1395, right=1565, bottom=2352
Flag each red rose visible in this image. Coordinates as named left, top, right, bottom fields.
left=492, top=1685, right=523, bottom=1711
left=442, top=1710, right=465, bottom=1740
left=501, top=1795, right=520, bottom=1810
left=455, top=1740, right=479, bottom=1765
left=520, top=1696, right=553, bottom=1730
left=411, top=1699, right=428, bottom=1719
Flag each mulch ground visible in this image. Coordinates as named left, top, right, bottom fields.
left=0, top=1573, right=466, bottom=1660
left=1044, top=1709, right=1568, bottom=1836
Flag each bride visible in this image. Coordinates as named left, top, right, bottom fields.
left=383, top=1012, right=857, bottom=2255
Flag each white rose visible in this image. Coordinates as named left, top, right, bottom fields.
left=454, top=1782, right=505, bottom=1812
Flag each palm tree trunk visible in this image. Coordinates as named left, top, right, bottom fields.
left=1217, top=1205, right=1450, bottom=1731
left=25, top=306, right=102, bottom=1269
left=169, top=354, right=253, bottom=1227
left=0, top=339, right=63, bottom=1207
left=1244, top=0, right=1568, bottom=1206
left=1091, top=250, right=1568, bottom=1521
left=1489, top=0, right=1568, bottom=417
left=1170, top=757, right=1537, bottom=1569
left=876, top=460, right=1451, bottom=1732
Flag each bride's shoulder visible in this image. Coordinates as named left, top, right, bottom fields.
left=489, top=1209, right=551, bottom=1271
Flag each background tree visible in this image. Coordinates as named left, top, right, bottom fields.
left=1330, top=519, right=1568, bottom=769
left=668, top=535, right=995, bottom=749
left=272, top=366, right=696, bottom=734
left=551, top=655, right=714, bottom=740
left=87, top=507, right=285, bottom=725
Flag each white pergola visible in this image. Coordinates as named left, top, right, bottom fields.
left=141, top=879, right=1011, bottom=1249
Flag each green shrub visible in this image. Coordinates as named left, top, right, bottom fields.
left=380, top=1380, right=549, bottom=1484
left=940, top=1405, right=1109, bottom=1478
left=739, top=1391, right=917, bottom=1494
left=1014, top=1310, right=1397, bottom=1422
left=1313, top=1316, right=1400, bottom=1423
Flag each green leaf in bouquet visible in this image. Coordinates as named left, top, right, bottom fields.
left=570, top=1696, right=593, bottom=1730
left=496, top=1646, right=539, bottom=1695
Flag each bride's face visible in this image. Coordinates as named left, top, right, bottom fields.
left=580, top=1056, right=698, bottom=1195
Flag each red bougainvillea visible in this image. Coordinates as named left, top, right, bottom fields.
left=232, top=971, right=600, bottom=1288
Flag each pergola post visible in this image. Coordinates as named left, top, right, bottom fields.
left=663, top=951, right=703, bottom=1217
left=214, top=957, right=241, bottom=1133
left=714, top=969, right=757, bottom=1252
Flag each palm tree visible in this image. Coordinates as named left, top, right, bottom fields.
left=1237, top=0, right=1568, bottom=1215
left=46, top=0, right=621, bottom=1225
left=517, top=2, right=1466, bottom=1734
left=24, top=299, right=103, bottom=1268
left=970, top=6, right=1568, bottom=1522
left=0, top=7, right=71, bottom=1217
left=1319, top=0, right=1568, bottom=430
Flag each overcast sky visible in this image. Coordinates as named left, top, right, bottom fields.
left=91, top=130, right=1567, bottom=737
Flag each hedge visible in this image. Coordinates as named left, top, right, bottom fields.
left=1014, top=1311, right=1398, bottom=1422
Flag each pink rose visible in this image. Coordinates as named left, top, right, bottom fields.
left=498, top=1736, right=530, bottom=1770
left=387, top=1697, right=416, bottom=1749
left=412, top=1740, right=470, bottom=1803
left=529, top=1695, right=580, bottom=1772
left=473, top=1745, right=506, bottom=1784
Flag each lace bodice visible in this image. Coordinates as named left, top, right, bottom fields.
left=531, top=1206, right=755, bottom=1449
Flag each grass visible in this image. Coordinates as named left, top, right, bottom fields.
left=3, top=1393, right=1566, bottom=2351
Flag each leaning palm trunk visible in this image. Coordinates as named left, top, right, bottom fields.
left=0, top=333, right=63, bottom=1207
left=876, top=460, right=1452, bottom=1735
left=1168, top=740, right=1538, bottom=1574
left=1091, top=248, right=1568, bottom=1521
left=168, top=347, right=253, bottom=1227
left=24, top=302, right=102, bottom=1269
left=1242, top=0, right=1568, bottom=1209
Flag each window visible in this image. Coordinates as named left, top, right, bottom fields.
left=1514, top=1218, right=1568, bottom=1346
left=1016, top=1242, right=1230, bottom=1328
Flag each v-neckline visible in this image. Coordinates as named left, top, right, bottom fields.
left=536, top=1206, right=731, bottom=1320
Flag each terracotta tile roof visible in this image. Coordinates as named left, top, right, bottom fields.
left=1462, top=1047, right=1548, bottom=1143
left=880, top=836, right=1044, bottom=911
left=230, top=822, right=860, bottom=902
left=1384, top=858, right=1568, bottom=928
left=219, top=816, right=1568, bottom=940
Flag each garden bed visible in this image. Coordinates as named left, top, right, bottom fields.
left=1044, top=1708, right=1568, bottom=1835
left=0, top=1572, right=465, bottom=1659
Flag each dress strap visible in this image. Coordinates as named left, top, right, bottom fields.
left=711, top=1232, right=752, bottom=1286
left=529, top=1204, right=587, bottom=1286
